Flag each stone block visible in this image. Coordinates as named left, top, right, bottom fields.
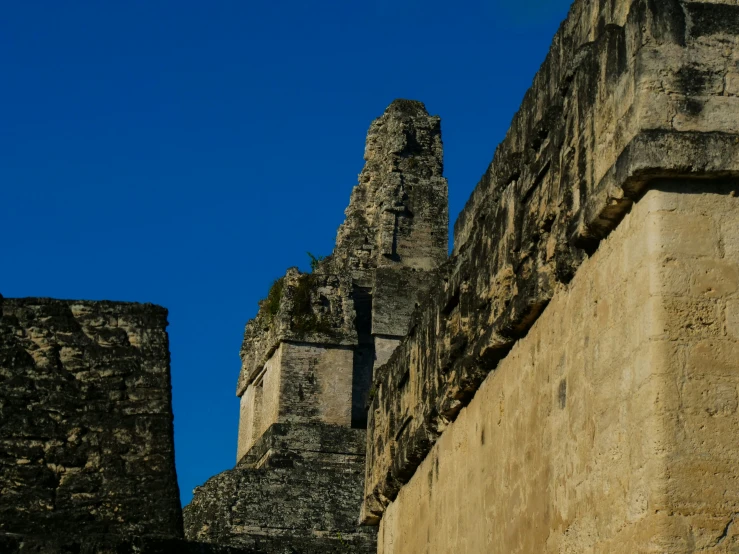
left=374, top=336, right=401, bottom=370
left=372, top=268, right=432, bottom=337
left=277, top=342, right=354, bottom=426
left=184, top=449, right=376, bottom=553
left=645, top=211, right=720, bottom=259
left=728, top=300, right=739, bottom=339
left=722, top=212, right=739, bottom=261
left=688, top=257, right=739, bottom=298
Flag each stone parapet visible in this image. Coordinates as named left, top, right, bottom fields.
left=363, top=0, right=739, bottom=524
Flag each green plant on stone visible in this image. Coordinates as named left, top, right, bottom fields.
left=307, top=251, right=325, bottom=273
left=291, top=273, right=334, bottom=338
left=264, top=278, right=284, bottom=318
left=292, top=274, right=314, bottom=317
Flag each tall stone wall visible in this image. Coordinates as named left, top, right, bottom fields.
left=363, top=0, right=739, bottom=526
left=375, top=183, right=739, bottom=553
left=0, top=296, right=183, bottom=544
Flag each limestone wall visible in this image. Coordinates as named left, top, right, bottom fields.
left=363, top=0, right=739, bottom=524
left=277, top=343, right=354, bottom=426
left=237, top=345, right=282, bottom=461
left=376, top=183, right=739, bottom=553
left=0, top=297, right=182, bottom=543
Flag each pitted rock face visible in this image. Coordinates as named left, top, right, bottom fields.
left=0, top=296, right=182, bottom=544
left=184, top=423, right=376, bottom=554
left=237, top=268, right=356, bottom=396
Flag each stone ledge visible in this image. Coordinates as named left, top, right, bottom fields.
left=238, top=422, right=366, bottom=468
left=184, top=463, right=375, bottom=553
left=0, top=534, right=261, bottom=554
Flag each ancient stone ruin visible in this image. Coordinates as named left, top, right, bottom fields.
left=182, top=99, right=447, bottom=553
left=3, top=0, right=739, bottom=552
left=363, top=1, right=739, bottom=552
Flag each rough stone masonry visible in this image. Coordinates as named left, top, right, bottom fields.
left=182, top=99, right=448, bottom=553
left=3, top=0, right=739, bottom=552
left=0, top=296, right=183, bottom=549
left=361, top=0, right=739, bottom=552
left=0, top=297, right=274, bottom=553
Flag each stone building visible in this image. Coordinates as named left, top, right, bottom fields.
left=182, top=99, right=449, bottom=553
left=3, top=0, right=739, bottom=552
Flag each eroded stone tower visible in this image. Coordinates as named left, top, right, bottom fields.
left=183, top=99, right=448, bottom=553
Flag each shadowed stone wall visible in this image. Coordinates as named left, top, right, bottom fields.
left=185, top=423, right=375, bottom=554
left=0, top=296, right=182, bottom=545
left=0, top=534, right=264, bottom=554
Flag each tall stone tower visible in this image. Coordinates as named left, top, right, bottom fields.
left=184, top=99, right=448, bottom=553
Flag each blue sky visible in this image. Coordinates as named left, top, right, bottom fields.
left=1, top=0, right=572, bottom=505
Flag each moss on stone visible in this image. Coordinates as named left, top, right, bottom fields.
left=265, top=278, right=284, bottom=317
left=292, top=274, right=314, bottom=317
left=291, top=274, right=334, bottom=337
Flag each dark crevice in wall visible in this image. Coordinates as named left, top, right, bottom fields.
left=351, top=286, right=374, bottom=429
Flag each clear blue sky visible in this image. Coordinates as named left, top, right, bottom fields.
left=1, top=0, right=572, bottom=505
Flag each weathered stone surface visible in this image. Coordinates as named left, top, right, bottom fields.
left=332, top=99, right=448, bottom=282
left=184, top=466, right=375, bottom=553
left=184, top=424, right=375, bottom=553
left=371, top=267, right=435, bottom=337
left=238, top=422, right=366, bottom=469
left=237, top=270, right=356, bottom=398
left=375, top=184, right=739, bottom=553
left=237, top=342, right=355, bottom=460
left=363, top=0, right=739, bottom=524
left=0, top=296, right=182, bottom=542
left=0, top=533, right=262, bottom=553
